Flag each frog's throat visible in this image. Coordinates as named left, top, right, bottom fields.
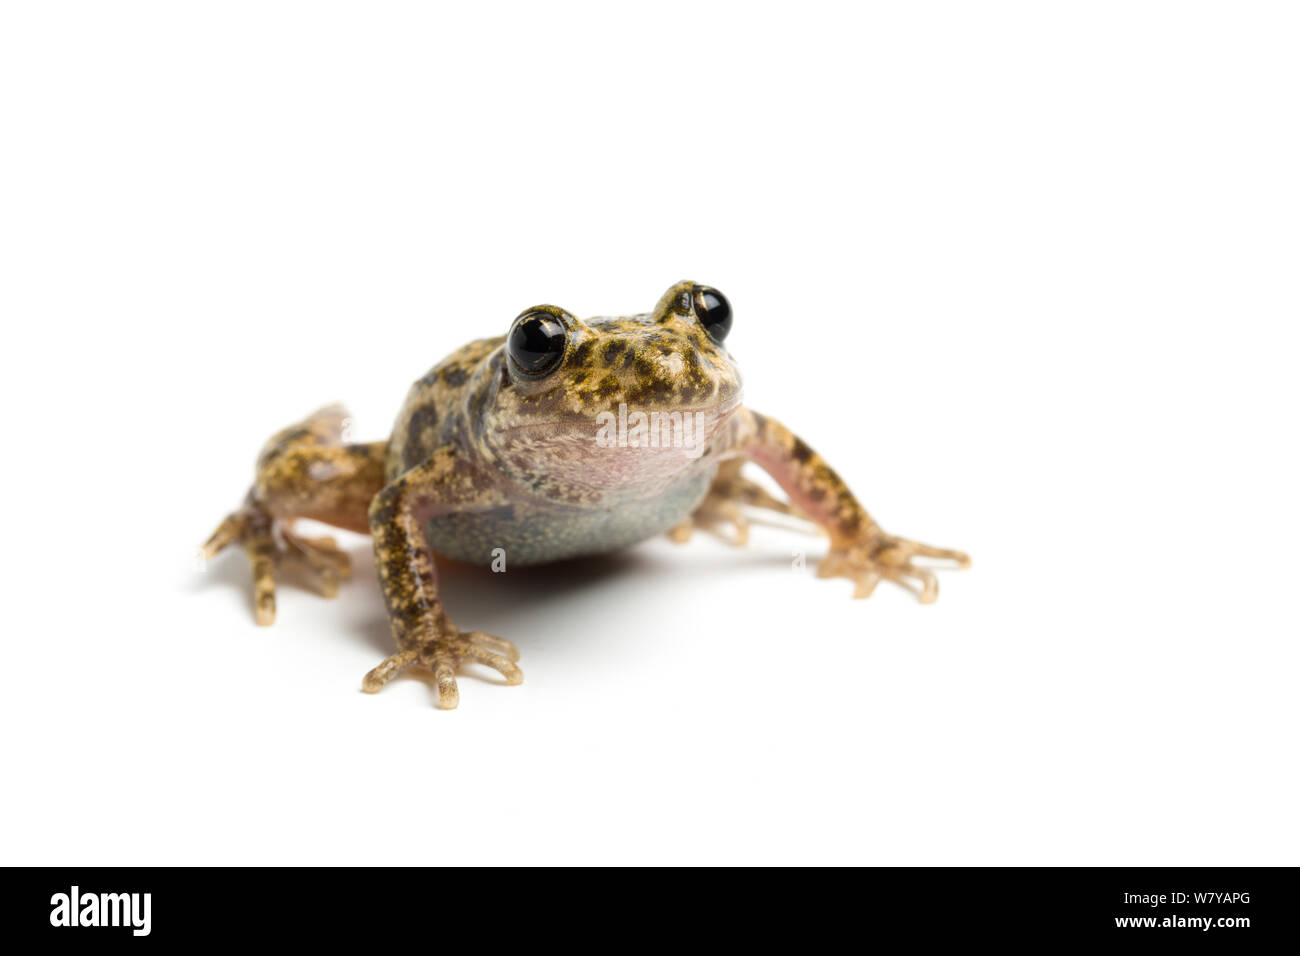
left=486, top=400, right=742, bottom=499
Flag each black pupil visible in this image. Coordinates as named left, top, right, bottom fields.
left=694, top=287, right=732, bottom=342
left=508, top=313, right=566, bottom=374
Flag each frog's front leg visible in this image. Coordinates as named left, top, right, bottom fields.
left=361, top=446, right=522, bottom=709
left=713, top=409, right=970, bottom=602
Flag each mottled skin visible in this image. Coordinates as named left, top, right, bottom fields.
left=204, top=281, right=969, bottom=708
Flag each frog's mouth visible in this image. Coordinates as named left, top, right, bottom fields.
left=494, top=398, right=742, bottom=494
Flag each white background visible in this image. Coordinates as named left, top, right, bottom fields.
left=2, top=2, right=1297, bottom=865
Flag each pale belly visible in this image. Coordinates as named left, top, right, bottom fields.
left=425, top=466, right=715, bottom=566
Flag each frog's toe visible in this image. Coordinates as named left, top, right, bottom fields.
left=279, top=550, right=341, bottom=598
left=725, top=508, right=752, bottom=546
left=203, top=504, right=279, bottom=623
left=361, top=632, right=523, bottom=709
left=463, top=630, right=522, bottom=663
left=251, top=557, right=277, bottom=624
left=425, top=637, right=525, bottom=709
left=876, top=535, right=972, bottom=571
left=362, top=649, right=419, bottom=694
left=430, top=656, right=459, bottom=710
left=285, top=532, right=353, bottom=579
left=455, top=641, right=525, bottom=684
left=817, top=547, right=880, bottom=598
left=202, top=503, right=357, bottom=623
left=880, top=561, right=939, bottom=603
left=202, top=511, right=248, bottom=560
left=673, top=465, right=820, bottom=548
left=668, top=500, right=750, bottom=547
left=280, top=529, right=352, bottom=597
left=817, top=534, right=969, bottom=603
left=241, top=517, right=279, bottom=625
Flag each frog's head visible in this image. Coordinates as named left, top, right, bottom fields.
left=479, top=280, right=743, bottom=502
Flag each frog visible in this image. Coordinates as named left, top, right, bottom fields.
left=203, top=281, right=970, bottom=708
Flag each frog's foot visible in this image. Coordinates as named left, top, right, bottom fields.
left=817, top=533, right=971, bottom=603
left=670, top=460, right=809, bottom=547
left=202, top=502, right=353, bottom=625
left=670, top=497, right=751, bottom=546
left=361, top=631, right=523, bottom=710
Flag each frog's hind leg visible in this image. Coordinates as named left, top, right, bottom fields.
left=202, top=404, right=387, bottom=625
left=735, top=409, right=970, bottom=603
left=669, top=458, right=815, bottom=546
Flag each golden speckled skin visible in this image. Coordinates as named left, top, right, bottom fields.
left=203, top=280, right=969, bottom=709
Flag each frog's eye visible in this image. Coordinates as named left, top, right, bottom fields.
left=508, top=310, right=568, bottom=376
left=692, top=285, right=732, bottom=343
